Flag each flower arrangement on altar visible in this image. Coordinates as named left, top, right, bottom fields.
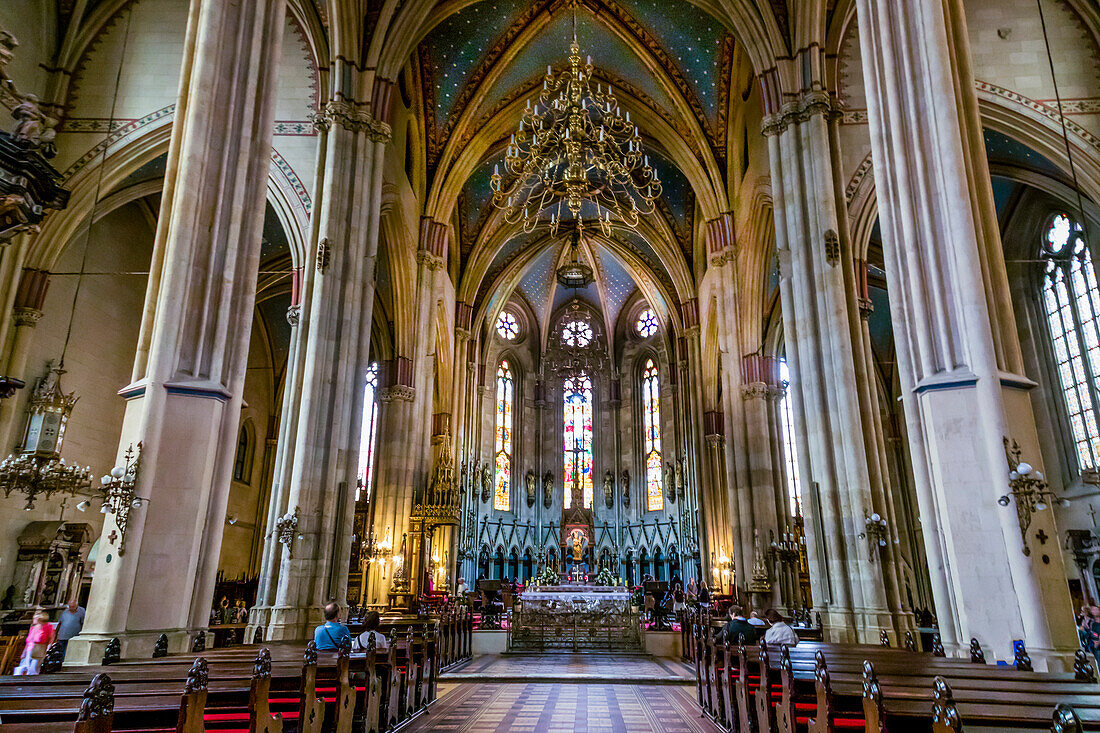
left=534, top=563, right=559, bottom=587
left=595, top=566, right=616, bottom=586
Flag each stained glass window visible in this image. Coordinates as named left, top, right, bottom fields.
left=562, top=319, right=594, bottom=347
left=356, top=362, right=381, bottom=502
left=563, top=372, right=593, bottom=508
left=636, top=308, right=659, bottom=338
left=778, top=359, right=802, bottom=515
left=495, top=360, right=514, bottom=511
left=496, top=311, right=518, bottom=340
left=1042, top=213, right=1100, bottom=471
left=643, top=359, right=663, bottom=511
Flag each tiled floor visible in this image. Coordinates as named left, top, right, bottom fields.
left=442, top=654, right=695, bottom=683
left=405, top=681, right=722, bottom=732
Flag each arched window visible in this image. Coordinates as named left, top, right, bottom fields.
left=357, top=362, right=381, bottom=501
left=778, top=359, right=802, bottom=515
left=494, top=361, right=515, bottom=510
left=1042, top=213, right=1100, bottom=471
left=563, top=372, right=593, bottom=508
left=233, top=419, right=254, bottom=484
left=642, top=358, right=663, bottom=511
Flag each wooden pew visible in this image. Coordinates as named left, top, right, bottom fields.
left=177, top=658, right=208, bottom=733
left=297, top=642, right=323, bottom=733
left=73, top=674, right=114, bottom=733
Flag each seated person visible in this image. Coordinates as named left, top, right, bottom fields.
left=313, top=602, right=351, bottom=651
left=354, top=610, right=389, bottom=652
left=763, top=609, right=799, bottom=647
left=748, top=610, right=767, bottom=628
left=722, top=605, right=761, bottom=645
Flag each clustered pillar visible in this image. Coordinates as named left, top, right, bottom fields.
left=68, top=0, right=288, bottom=662
left=855, top=0, right=1077, bottom=666
left=764, top=84, right=912, bottom=644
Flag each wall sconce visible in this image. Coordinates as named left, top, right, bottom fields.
left=1000, top=438, right=1066, bottom=556
left=97, top=443, right=144, bottom=555
left=275, top=506, right=301, bottom=558
left=859, top=511, right=889, bottom=562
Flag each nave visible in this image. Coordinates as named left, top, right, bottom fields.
left=4, top=0, right=1100, bottom=728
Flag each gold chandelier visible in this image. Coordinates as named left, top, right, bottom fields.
left=490, top=18, right=661, bottom=236
left=0, top=365, right=93, bottom=510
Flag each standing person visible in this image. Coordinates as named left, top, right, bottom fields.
left=313, top=602, right=351, bottom=651
left=672, top=582, right=686, bottom=615
left=455, top=577, right=469, bottom=596
left=55, top=599, right=85, bottom=660
left=14, top=611, right=55, bottom=675
left=686, top=578, right=697, bottom=602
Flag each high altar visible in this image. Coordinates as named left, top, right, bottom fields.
left=509, top=584, right=640, bottom=652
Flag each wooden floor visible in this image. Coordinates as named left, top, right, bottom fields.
left=405, top=681, right=723, bottom=733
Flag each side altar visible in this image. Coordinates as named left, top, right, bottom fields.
left=507, top=584, right=641, bottom=653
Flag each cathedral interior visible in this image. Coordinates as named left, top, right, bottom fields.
left=1, top=0, right=1100, bottom=729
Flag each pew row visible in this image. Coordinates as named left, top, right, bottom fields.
left=691, top=621, right=1100, bottom=732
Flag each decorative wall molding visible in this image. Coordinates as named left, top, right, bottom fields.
left=58, top=104, right=313, bottom=216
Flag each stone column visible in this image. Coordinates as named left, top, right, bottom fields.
left=265, top=77, right=393, bottom=639
left=764, top=88, right=910, bottom=643
left=0, top=268, right=48, bottom=447
left=855, top=0, right=1077, bottom=666
left=365, top=220, right=446, bottom=609
left=67, top=0, right=287, bottom=663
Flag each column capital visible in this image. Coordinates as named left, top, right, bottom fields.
left=761, top=90, right=834, bottom=137
left=416, top=249, right=445, bottom=271
left=741, top=382, right=783, bottom=401
left=12, top=306, right=41, bottom=328
left=320, top=100, right=392, bottom=142
left=379, top=385, right=415, bottom=403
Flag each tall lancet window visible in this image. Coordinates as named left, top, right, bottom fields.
left=642, top=359, right=664, bottom=511
left=494, top=360, right=515, bottom=511
left=778, top=359, right=802, bottom=515
left=563, top=372, right=594, bottom=508
left=356, top=362, right=381, bottom=501
left=1042, top=213, right=1100, bottom=471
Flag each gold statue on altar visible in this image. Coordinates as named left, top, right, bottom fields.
left=570, top=529, right=585, bottom=562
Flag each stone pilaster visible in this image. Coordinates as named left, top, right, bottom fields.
left=764, top=88, right=911, bottom=643
left=67, top=0, right=287, bottom=663
left=265, top=77, right=393, bottom=640
left=855, top=0, right=1077, bottom=666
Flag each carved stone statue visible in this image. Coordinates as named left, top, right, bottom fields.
left=543, top=470, right=554, bottom=509
left=480, top=462, right=492, bottom=503
left=11, top=94, right=43, bottom=143
left=620, top=469, right=630, bottom=508
left=677, top=457, right=686, bottom=498
left=525, top=469, right=536, bottom=507
left=0, top=30, right=17, bottom=80
left=603, top=470, right=614, bottom=509
left=666, top=460, right=677, bottom=502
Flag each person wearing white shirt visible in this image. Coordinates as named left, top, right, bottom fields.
left=763, top=609, right=799, bottom=646
left=354, top=610, right=390, bottom=653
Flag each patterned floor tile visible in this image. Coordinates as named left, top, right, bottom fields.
left=406, top=682, right=721, bottom=732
